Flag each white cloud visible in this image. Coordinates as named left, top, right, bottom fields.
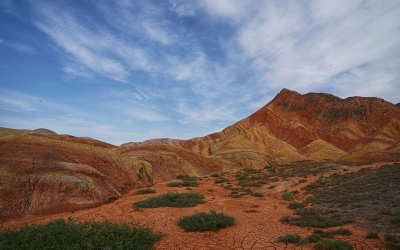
left=202, top=0, right=400, bottom=103
left=142, top=22, right=171, bottom=45
left=0, top=89, right=39, bottom=111
left=30, top=2, right=160, bottom=82
left=6, top=42, right=37, bottom=54
left=170, top=0, right=197, bottom=18
left=112, top=100, right=169, bottom=122
left=176, top=101, right=237, bottom=122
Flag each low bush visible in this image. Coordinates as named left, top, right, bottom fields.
left=331, top=228, right=352, bottom=235
left=133, top=192, right=205, bottom=208
left=315, top=238, right=353, bottom=250
left=276, top=234, right=303, bottom=244
left=166, top=181, right=199, bottom=187
left=177, top=209, right=234, bottom=232
left=288, top=203, right=305, bottom=209
left=282, top=191, right=295, bottom=201
left=390, top=217, right=400, bottom=224
left=304, top=234, right=322, bottom=243
left=0, top=218, right=162, bottom=250
left=135, top=188, right=156, bottom=194
left=249, top=192, right=264, bottom=197
left=385, top=234, right=400, bottom=249
left=366, top=231, right=380, bottom=239
left=313, top=229, right=335, bottom=239
left=280, top=209, right=345, bottom=228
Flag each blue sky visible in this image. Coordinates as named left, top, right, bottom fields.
left=1, top=0, right=399, bottom=145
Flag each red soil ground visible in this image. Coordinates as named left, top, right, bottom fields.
left=3, top=164, right=389, bottom=249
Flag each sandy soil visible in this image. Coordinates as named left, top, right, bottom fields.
left=3, top=165, right=389, bottom=250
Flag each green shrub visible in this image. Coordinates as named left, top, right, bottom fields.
left=331, top=228, right=352, bottom=235
left=390, top=217, right=400, bottom=224
left=313, top=229, right=334, bottom=239
left=182, top=175, right=198, bottom=181
left=166, top=181, right=199, bottom=187
left=276, top=234, right=303, bottom=244
left=249, top=192, right=264, bottom=197
left=210, top=173, right=221, bottom=178
left=177, top=209, right=234, bottom=232
left=176, top=174, right=185, bottom=179
left=0, top=218, right=162, bottom=250
left=288, top=203, right=305, bottom=209
left=214, top=177, right=229, bottom=184
left=315, top=238, right=353, bottom=250
left=304, top=234, right=322, bottom=243
left=366, top=232, right=380, bottom=239
left=135, top=188, right=157, bottom=194
left=282, top=191, right=295, bottom=201
left=230, top=193, right=243, bottom=198
left=133, top=192, right=205, bottom=208
left=280, top=209, right=345, bottom=228
left=385, top=234, right=400, bottom=249
left=387, top=241, right=400, bottom=250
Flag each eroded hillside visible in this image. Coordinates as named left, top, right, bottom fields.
left=125, top=89, right=400, bottom=167
left=0, top=133, right=154, bottom=219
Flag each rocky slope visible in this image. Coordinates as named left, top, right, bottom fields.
left=0, top=132, right=155, bottom=219
left=124, top=89, right=400, bottom=166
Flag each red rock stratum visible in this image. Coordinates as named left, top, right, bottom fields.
left=125, top=89, right=400, bottom=166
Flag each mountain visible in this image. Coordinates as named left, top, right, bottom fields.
left=0, top=131, right=156, bottom=219
left=123, top=88, right=400, bottom=166
left=2, top=88, right=399, bottom=219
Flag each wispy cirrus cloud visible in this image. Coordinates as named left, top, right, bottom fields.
left=30, top=2, right=160, bottom=82
left=3, top=0, right=398, bottom=144
left=201, top=0, right=400, bottom=102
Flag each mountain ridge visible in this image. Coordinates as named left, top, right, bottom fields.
left=122, top=88, right=400, bottom=165
left=1, top=88, right=399, bottom=219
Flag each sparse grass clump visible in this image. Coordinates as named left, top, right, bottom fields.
left=282, top=190, right=295, bottom=201
left=366, top=231, right=380, bottom=239
left=133, top=192, right=205, bottom=208
left=276, top=234, right=303, bottom=244
left=390, top=217, right=400, bottom=224
left=280, top=209, right=345, bottom=228
left=168, top=175, right=199, bottom=187
left=314, top=238, right=353, bottom=250
left=288, top=202, right=305, bottom=209
left=0, top=218, right=162, bottom=250
left=304, top=234, right=322, bottom=243
left=177, top=209, right=234, bottom=232
left=276, top=232, right=353, bottom=247
left=313, top=229, right=334, bottom=239
left=331, top=228, right=352, bottom=235
left=167, top=180, right=199, bottom=187
left=135, top=188, right=156, bottom=194
left=249, top=191, right=264, bottom=197
left=385, top=234, right=400, bottom=250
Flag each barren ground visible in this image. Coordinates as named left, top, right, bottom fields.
left=3, top=163, right=393, bottom=249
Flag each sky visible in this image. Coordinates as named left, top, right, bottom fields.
left=0, top=0, right=399, bottom=145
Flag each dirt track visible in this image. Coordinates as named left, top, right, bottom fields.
left=3, top=173, right=388, bottom=250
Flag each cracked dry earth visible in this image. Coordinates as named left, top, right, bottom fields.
left=4, top=174, right=388, bottom=250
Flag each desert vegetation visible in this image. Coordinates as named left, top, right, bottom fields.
left=303, top=163, right=400, bottom=234
left=177, top=209, right=234, bottom=232
left=133, top=192, right=205, bottom=208
left=0, top=218, right=162, bottom=249
left=276, top=231, right=353, bottom=249
left=135, top=188, right=157, bottom=194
